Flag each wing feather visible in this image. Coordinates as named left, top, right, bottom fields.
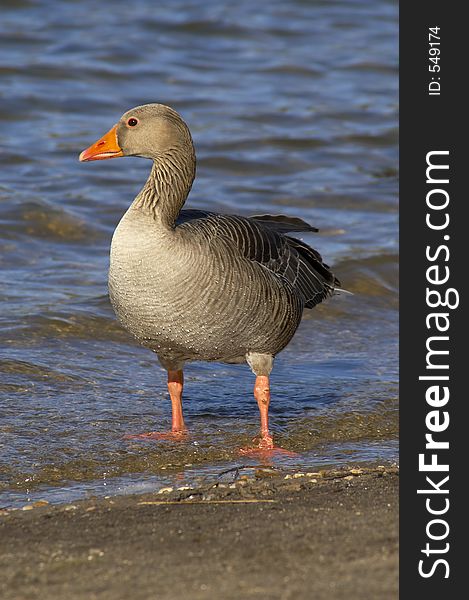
left=176, top=209, right=340, bottom=309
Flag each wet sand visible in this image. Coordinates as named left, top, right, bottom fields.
left=0, top=465, right=398, bottom=600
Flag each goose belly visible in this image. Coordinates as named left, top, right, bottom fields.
left=108, top=216, right=301, bottom=361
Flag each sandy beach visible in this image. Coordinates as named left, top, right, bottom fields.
left=0, top=465, right=398, bottom=600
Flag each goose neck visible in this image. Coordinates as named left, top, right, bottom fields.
left=133, top=149, right=195, bottom=227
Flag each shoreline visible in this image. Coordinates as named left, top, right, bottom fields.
left=0, top=464, right=398, bottom=599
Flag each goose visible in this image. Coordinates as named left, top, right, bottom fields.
left=79, top=103, right=341, bottom=452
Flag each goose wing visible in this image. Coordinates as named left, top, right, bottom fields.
left=176, top=210, right=340, bottom=309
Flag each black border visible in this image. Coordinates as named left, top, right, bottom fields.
left=400, top=3, right=464, bottom=595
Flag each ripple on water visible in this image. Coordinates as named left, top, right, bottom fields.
left=0, top=401, right=398, bottom=503
left=0, top=0, right=398, bottom=506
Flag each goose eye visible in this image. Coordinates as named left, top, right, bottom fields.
left=127, top=118, right=138, bottom=127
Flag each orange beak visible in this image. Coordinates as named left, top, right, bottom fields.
left=79, top=125, right=124, bottom=162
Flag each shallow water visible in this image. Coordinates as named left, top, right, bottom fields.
left=0, top=0, right=398, bottom=507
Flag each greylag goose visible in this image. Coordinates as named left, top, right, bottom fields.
left=79, top=103, right=340, bottom=452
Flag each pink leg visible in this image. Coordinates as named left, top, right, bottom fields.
left=167, top=369, right=186, bottom=433
left=124, top=369, right=188, bottom=441
left=254, top=375, right=274, bottom=449
left=239, top=375, right=298, bottom=457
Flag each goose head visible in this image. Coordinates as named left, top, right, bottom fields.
left=79, top=103, right=194, bottom=163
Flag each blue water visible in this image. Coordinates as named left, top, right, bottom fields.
left=0, top=0, right=398, bottom=507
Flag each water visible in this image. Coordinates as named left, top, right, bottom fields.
left=0, top=0, right=398, bottom=507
